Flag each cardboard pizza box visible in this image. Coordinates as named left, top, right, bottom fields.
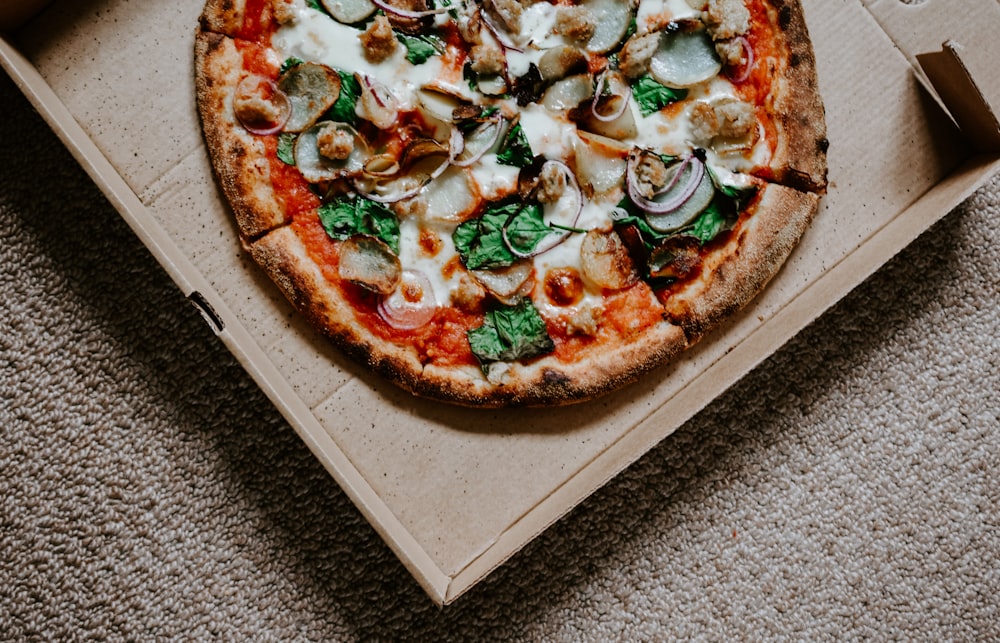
left=2, top=0, right=999, bottom=605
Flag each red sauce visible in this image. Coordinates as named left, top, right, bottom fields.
left=730, top=0, right=788, bottom=173
left=548, top=284, right=662, bottom=363
left=238, top=0, right=270, bottom=42
left=338, top=278, right=483, bottom=367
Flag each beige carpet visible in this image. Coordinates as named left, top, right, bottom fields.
left=2, top=69, right=998, bottom=640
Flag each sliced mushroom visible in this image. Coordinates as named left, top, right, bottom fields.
left=278, top=62, right=342, bottom=133
left=337, top=235, right=402, bottom=295
left=472, top=261, right=534, bottom=305
left=580, top=229, right=639, bottom=291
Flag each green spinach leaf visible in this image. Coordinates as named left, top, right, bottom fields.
left=276, top=132, right=297, bottom=165
left=496, top=121, right=534, bottom=167
left=453, top=201, right=548, bottom=270
left=467, top=299, right=555, bottom=367
left=632, top=75, right=687, bottom=117
left=326, top=70, right=361, bottom=125
left=317, top=195, right=400, bottom=253
left=397, top=33, right=445, bottom=65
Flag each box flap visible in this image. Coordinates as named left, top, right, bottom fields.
left=864, top=0, right=1000, bottom=151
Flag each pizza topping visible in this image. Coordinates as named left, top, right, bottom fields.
left=543, top=267, right=585, bottom=307
left=536, top=45, right=589, bottom=84
left=702, top=0, right=750, bottom=40
left=716, top=35, right=753, bottom=80
left=540, top=74, right=595, bottom=113
left=294, top=121, right=369, bottom=181
left=647, top=234, right=702, bottom=280
left=356, top=73, right=399, bottom=129
left=320, top=0, right=377, bottom=25
left=233, top=76, right=293, bottom=135
left=316, top=122, right=357, bottom=160
left=317, top=194, right=401, bottom=252
left=630, top=74, right=687, bottom=117
left=580, top=0, right=637, bottom=54
left=337, top=234, right=403, bottom=295
left=689, top=96, right=754, bottom=143
left=377, top=268, right=438, bottom=329
left=370, top=0, right=449, bottom=21
left=359, top=14, right=399, bottom=63
left=648, top=23, right=723, bottom=88
left=619, top=32, right=660, bottom=80
left=553, top=6, right=597, bottom=43
left=625, top=149, right=715, bottom=231
left=590, top=70, right=633, bottom=124
left=467, top=298, right=555, bottom=372
left=580, top=229, right=639, bottom=291
left=277, top=61, right=343, bottom=132
left=450, top=113, right=505, bottom=167
left=472, top=261, right=533, bottom=305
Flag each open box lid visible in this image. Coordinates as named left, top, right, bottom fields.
left=863, top=0, right=1000, bottom=151
left=2, top=0, right=1000, bottom=605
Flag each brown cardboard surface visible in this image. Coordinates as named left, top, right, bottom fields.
left=4, top=0, right=999, bottom=604
left=864, top=0, right=1000, bottom=150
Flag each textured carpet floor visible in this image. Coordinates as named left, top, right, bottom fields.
left=2, top=69, right=998, bottom=640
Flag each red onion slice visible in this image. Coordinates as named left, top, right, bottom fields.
left=352, top=155, right=451, bottom=203
left=449, top=116, right=504, bottom=167
left=729, top=36, right=755, bottom=84
left=626, top=151, right=704, bottom=216
left=591, top=70, right=632, bottom=123
left=478, top=7, right=524, bottom=53
left=357, top=73, right=398, bottom=130
left=377, top=269, right=438, bottom=330
left=233, top=75, right=291, bottom=136
left=369, top=0, right=449, bottom=19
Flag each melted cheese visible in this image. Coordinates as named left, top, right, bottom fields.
left=271, top=0, right=766, bottom=312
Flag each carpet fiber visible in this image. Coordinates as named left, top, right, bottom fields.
left=2, top=71, right=998, bottom=639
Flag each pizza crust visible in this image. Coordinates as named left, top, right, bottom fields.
left=195, top=31, right=289, bottom=239
left=250, top=225, right=689, bottom=407
left=760, top=0, right=829, bottom=193
left=663, top=182, right=820, bottom=339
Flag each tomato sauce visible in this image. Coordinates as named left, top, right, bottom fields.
left=731, top=0, right=788, bottom=176
left=338, top=279, right=483, bottom=368
left=238, top=0, right=271, bottom=42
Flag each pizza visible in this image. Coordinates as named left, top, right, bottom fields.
left=194, top=0, right=828, bottom=407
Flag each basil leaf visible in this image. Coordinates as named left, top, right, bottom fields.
left=685, top=198, right=732, bottom=244
left=503, top=203, right=550, bottom=254
left=496, top=121, right=534, bottom=168
left=468, top=299, right=555, bottom=367
left=326, top=70, right=361, bottom=125
left=397, top=33, right=445, bottom=65
left=632, top=75, right=687, bottom=117
left=276, top=133, right=297, bottom=165
left=317, top=195, right=400, bottom=253
left=453, top=201, right=549, bottom=270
